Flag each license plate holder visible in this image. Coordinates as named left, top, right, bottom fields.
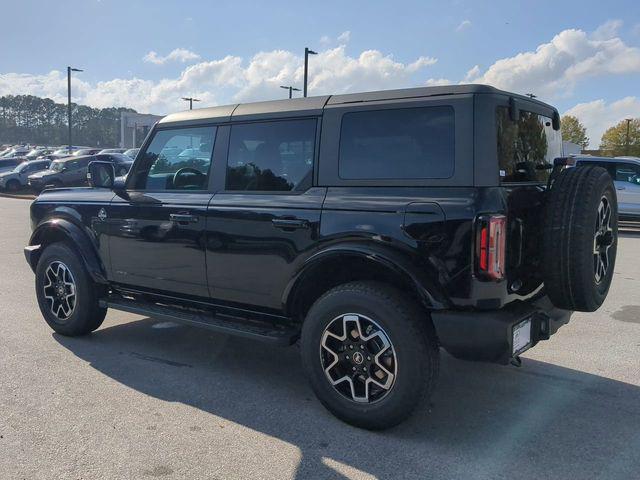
left=512, top=318, right=532, bottom=355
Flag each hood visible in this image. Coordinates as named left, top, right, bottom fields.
left=29, top=170, right=56, bottom=179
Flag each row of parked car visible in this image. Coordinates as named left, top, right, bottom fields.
left=0, top=145, right=139, bottom=192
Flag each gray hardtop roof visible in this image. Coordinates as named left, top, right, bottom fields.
left=157, top=84, right=556, bottom=125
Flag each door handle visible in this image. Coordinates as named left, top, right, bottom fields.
left=271, top=218, right=309, bottom=230
left=170, top=213, right=198, bottom=224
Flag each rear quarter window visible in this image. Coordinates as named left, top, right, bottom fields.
left=338, top=106, right=455, bottom=179
left=496, top=106, right=562, bottom=183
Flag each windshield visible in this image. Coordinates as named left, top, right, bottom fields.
left=1, top=149, right=17, bottom=157
left=50, top=161, right=64, bottom=172
left=15, top=162, right=31, bottom=173
left=496, top=106, right=563, bottom=183
left=53, top=149, right=72, bottom=155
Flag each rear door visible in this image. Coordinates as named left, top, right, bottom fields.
left=108, top=125, right=217, bottom=298
left=205, top=119, right=324, bottom=311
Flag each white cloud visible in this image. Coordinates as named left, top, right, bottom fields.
left=0, top=46, right=436, bottom=114
left=319, top=31, right=352, bottom=46
left=425, top=78, right=452, bottom=86
left=465, top=23, right=640, bottom=98
left=456, top=20, right=471, bottom=32
left=591, top=19, right=622, bottom=40
left=143, top=48, right=201, bottom=65
left=564, top=96, right=640, bottom=147
left=337, top=31, right=351, bottom=43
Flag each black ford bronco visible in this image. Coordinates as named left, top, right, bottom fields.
left=25, top=85, right=618, bottom=429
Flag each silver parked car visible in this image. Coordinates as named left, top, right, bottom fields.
left=0, top=159, right=51, bottom=191
left=572, top=156, right=640, bottom=221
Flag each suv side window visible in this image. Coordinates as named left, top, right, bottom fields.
left=615, top=162, right=640, bottom=185
left=131, top=126, right=217, bottom=191
left=338, top=106, right=454, bottom=179
left=226, top=119, right=316, bottom=192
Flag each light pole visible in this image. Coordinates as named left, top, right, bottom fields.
left=280, top=85, right=301, bottom=99
left=303, top=47, right=317, bottom=97
left=67, top=66, right=83, bottom=154
left=182, top=97, right=201, bottom=110
left=625, top=118, right=632, bottom=155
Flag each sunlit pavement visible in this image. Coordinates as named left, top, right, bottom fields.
left=1, top=196, right=638, bottom=480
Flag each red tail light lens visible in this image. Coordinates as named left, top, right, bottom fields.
left=476, top=214, right=506, bottom=280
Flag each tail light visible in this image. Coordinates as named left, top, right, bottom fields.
left=476, top=214, right=507, bottom=280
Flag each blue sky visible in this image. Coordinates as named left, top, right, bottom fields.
left=1, top=0, right=639, bottom=145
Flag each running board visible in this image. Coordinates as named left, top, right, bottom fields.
left=101, top=296, right=299, bottom=346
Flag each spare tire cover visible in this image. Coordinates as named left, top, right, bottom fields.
left=542, top=166, right=618, bottom=312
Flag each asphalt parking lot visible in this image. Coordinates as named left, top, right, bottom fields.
left=1, top=195, right=639, bottom=480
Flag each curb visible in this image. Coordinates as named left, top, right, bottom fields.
left=0, top=192, right=36, bottom=200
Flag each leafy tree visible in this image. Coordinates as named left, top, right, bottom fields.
left=561, top=115, right=589, bottom=149
left=600, top=118, right=640, bottom=157
left=0, top=94, right=136, bottom=147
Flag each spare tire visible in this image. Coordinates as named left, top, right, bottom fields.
left=542, top=166, right=617, bottom=312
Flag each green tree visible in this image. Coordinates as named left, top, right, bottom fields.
left=561, top=115, right=589, bottom=149
left=0, top=94, right=136, bottom=147
left=600, top=118, right=640, bottom=157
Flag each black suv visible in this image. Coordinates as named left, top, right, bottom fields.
left=27, top=153, right=132, bottom=191
left=24, top=85, right=618, bottom=429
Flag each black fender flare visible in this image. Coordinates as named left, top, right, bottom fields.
left=26, top=218, right=108, bottom=284
left=282, top=243, right=450, bottom=316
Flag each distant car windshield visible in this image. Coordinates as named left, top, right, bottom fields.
left=53, top=149, right=72, bottom=155
left=73, top=149, right=95, bottom=156
left=124, top=148, right=139, bottom=158
left=50, top=161, right=64, bottom=172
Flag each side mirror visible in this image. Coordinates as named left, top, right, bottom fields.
left=87, top=161, right=115, bottom=188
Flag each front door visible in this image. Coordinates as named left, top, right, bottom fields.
left=108, top=125, right=218, bottom=298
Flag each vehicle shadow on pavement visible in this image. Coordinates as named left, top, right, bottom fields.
left=54, top=317, right=640, bottom=480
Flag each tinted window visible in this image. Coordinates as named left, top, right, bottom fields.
left=614, top=162, right=640, bottom=185
left=226, top=119, right=316, bottom=191
left=496, top=107, right=563, bottom=183
left=132, top=126, right=216, bottom=190
left=576, top=160, right=617, bottom=178
left=338, top=107, right=454, bottom=180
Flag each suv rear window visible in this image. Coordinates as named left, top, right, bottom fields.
left=496, top=106, right=562, bottom=183
left=338, top=106, right=455, bottom=180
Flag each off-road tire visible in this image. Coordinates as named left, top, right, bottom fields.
left=542, top=166, right=618, bottom=312
left=301, top=281, right=439, bottom=430
left=35, top=242, right=107, bottom=336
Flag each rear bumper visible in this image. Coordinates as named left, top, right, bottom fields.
left=431, top=296, right=572, bottom=364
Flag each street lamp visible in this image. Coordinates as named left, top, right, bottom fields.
left=182, top=97, right=201, bottom=110
left=625, top=118, right=632, bottom=155
left=280, top=85, right=301, bottom=99
left=303, top=47, right=317, bottom=97
left=67, top=66, right=83, bottom=154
